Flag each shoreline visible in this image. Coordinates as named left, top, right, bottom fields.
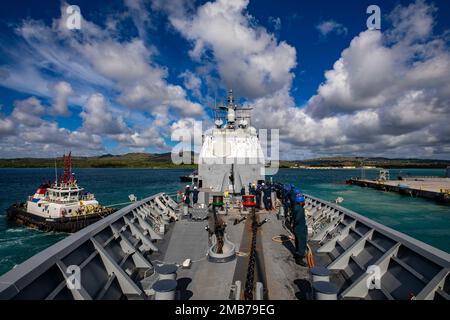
left=0, top=166, right=195, bottom=170
left=0, top=166, right=446, bottom=170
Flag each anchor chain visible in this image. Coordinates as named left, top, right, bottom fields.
left=244, top=209, right=258, bottom=300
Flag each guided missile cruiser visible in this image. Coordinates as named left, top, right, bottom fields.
left=197, top=89, right=265, bottom=201
left=1, top=90, right=449, bottom=301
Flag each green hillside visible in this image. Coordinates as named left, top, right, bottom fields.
left=0, top=153, right=196, bottom=168
left=0, top=153, right=448, bottom=169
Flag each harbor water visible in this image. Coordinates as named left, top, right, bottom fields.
left=0, top=167, right=449, bottom=276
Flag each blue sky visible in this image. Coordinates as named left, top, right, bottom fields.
left=0, top=0, right=449, bottom=159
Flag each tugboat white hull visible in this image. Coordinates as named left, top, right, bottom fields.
left=6, top=203, right=116, bottom=233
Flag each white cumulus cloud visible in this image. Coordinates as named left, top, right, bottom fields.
left=162, top=0, right=297, bottom=99
left=251, top=0, right=450, bottom=159
left=316, top=20, right=348, bottom=37
left=52, top=81, right=74, bottom=116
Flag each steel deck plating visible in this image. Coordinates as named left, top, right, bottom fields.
left=1, top=192, right=449, bottom=300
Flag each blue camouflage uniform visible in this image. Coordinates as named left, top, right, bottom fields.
left=288, top=186, right=297, bottom=213
left=255, top=184, right=262, bottom=209
left=292, top=195, right=307, bottom=258
left=192, top=188, right=199, bottom=204
left=282, top=185, right=291, bottom=217
left=184, top=186, right=191, bottom=205
left=263, top=184, right=271, bottom=210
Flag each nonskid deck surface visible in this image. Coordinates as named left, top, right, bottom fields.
left=161, top=214, right=244, bottom=300
left=257, top=212, right=309, bottom=299
left=159, top=208, right=310, bottom=300
left=0, top=193, right=449, bottom=300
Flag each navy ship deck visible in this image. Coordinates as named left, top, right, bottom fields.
left=1, top=193, right=449, bottom=300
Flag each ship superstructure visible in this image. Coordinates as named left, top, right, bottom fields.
left=197, top=90, right=265, bottom=197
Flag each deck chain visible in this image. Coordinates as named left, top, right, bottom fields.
left=244, top=209, right=258, bottom=300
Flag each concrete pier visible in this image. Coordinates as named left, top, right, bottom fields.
left=346, top=178, right=450, bottom=204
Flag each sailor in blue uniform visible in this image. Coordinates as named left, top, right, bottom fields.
left=269, top=183, right=275, bottom=210
left=292, top=194, right=308, bottom=266
left=184, top=185, right=191, bottom=206
left=192, top=186, right=199, bottom=205
left=255, top=184, right=262, bottom=209
left=287, top=185, right=298, bottom=215
left=282, top=185, right=291, bottom=219
left=249, top=183, right=256, bottom=196
left=263, top=183, right=271, bottom=210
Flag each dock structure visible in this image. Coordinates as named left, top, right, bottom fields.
left=346, top=177, right=450, bottom=204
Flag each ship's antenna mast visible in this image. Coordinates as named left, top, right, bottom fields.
left=69, top=151, right=73, bottom=183
left=63, top=152, right=72, bottom=184
left=54, top=157, right=58, bottom=186
left=214, top=89, right=217, bottom=110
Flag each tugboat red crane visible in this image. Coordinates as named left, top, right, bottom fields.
left=62, top=152, right=74, bottom=184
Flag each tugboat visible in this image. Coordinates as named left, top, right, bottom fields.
left=179, top=170, right=198, bottom=183
left=6, top=152, right=115, bottom=233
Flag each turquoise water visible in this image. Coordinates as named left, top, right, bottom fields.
left=0, top=168, right=449, bottom=276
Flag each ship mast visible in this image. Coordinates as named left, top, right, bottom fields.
left=54, top=158, right=58, bottom=186
left=226, top=89, right=236, bottom=128
left=62, top=152, right=73, bottom=184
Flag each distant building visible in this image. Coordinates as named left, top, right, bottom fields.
left=378, top=169, right=390, bottom=181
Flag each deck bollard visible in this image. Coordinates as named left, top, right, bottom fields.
left=312, top=281, right=338, bottom=300
left=309, top=266, right=331, bottom=283
left=155, top=264, right=178, bottom=280
left=153, top=279, right=178, bottom=300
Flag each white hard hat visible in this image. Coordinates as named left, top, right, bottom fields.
left=194, top=186, right=197, bottom=189
left=186, top=185, right=190, bottom=188
left=262, top=182, right=265, bottom=185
